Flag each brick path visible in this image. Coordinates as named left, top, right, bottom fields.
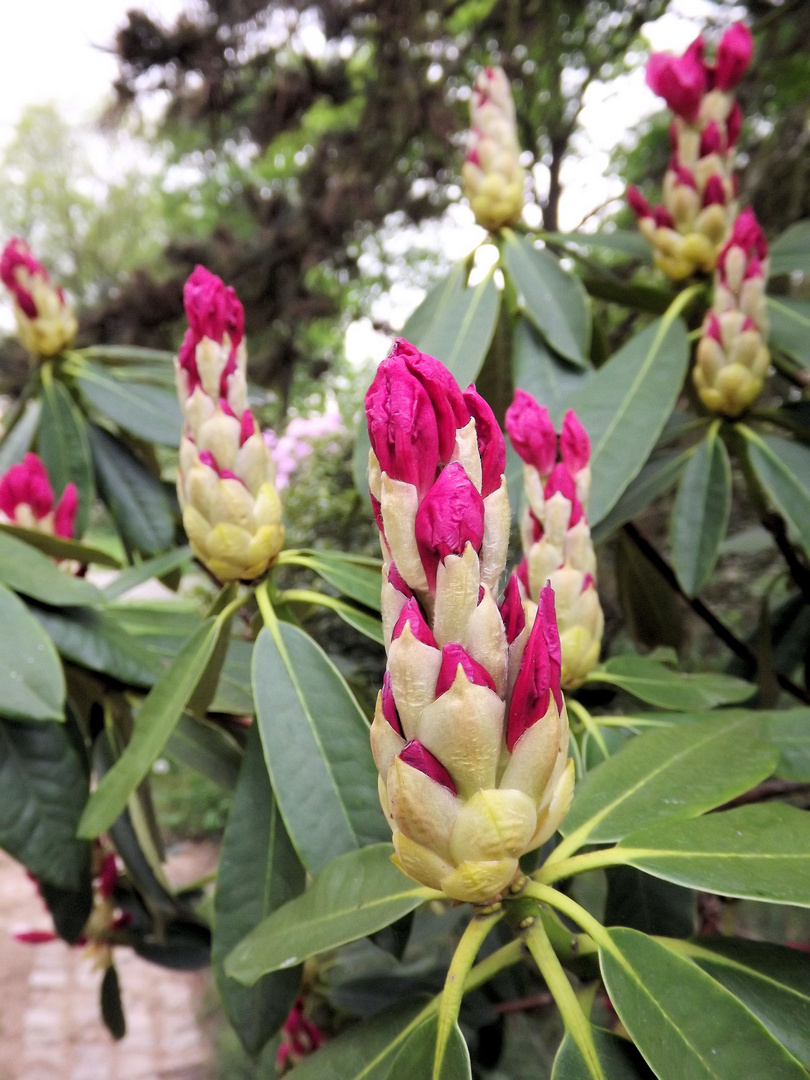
left=0, top=849, right=216, bottom=1080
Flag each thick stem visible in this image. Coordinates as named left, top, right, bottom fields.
left=522, top=882, right=612, bottom=951
left=567, top=698, right=608, bottom=759
left=535, top=846, right=628, bottom=886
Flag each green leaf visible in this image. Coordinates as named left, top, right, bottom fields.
left=38, top=377, right=94, bottom=537
left=78, top=618, right=221, bottom=837
left=401, top=263, right=500, bottom=386
left=100, top=964, right=126, bottom=1040
left=32, top=604, right=160, bottom=686
left=762, top=708, right=810, bottom=781
left=213, top=725, right=305, bottom=1056
left=587, top=655, right=755, bottom=710
left=285, top=550, right=382, bottom=611
left=502, top=231, right=590, bottom=365
left=546, top=230, right=652, bottom=259
left=165, top=713, right=242, bottom=790
left=0, top=399, right=41, bottom=472
left=671, top=428, right=731, bottom=596
left=767, top=296, right=810, bottom=368
left=561, top=713, right=777, bottom=846
left=601, top=928, right=806, bottom=1080
left=619, top=804, right=810, bottom=905
left=102, top=547, right=193, bottom=601
left=672, top=938, right=810, bottom=1067
left=591, top=450, right=691, bottom=544
left=39, top=875, right=93, bottom=945
left=0, top=715, right=91, bottom=889
left=742, top=429, right=810, bottom=554
left=334, top=603, right=385, bottom=644
left=252, top=623, right=388, bottom=873
left=769, top=220, right=810, bottom=276
left=78, top=344, right=176, bottom=364
left=604, top=865, right=695, bottom=938
left=382, top=1016, right=470, bottom=1080
left=0, top=523, right=122, bottom=567
left=0, top=529, right=103, bottom=607
left=552, top=1026, right=655, bottom=1080
left=353, top=421, right=372, bottom=497
left=225, top=844, right=430, bottom=985
left=512, top=318, right=590, bottom=423
left=568, top=316, right=690, bottom=523
left=77, top=362, right=183, bottom=447
left=210, top=638, right=255, bottom=715
left=0, top=583, right=65, bottom=721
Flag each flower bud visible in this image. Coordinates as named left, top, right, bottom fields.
left=461, top=67, right=525, bottom=232
left=646, top=37, right=707, bottom=123
left=0, top=239, right=78, bottom=358
left=463, top=386, right=505, bottom=498
left=714, top=23, right=753, bottom=91
left=0, top=453, right=77, bottom=538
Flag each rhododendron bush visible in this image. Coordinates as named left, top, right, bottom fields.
left=2, top=18, right=810, bottom=1080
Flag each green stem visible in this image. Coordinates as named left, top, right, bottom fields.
left=523, top=918, right=605, bottom=1080
left=534, top=846, right=628, bottom=886
left=280, top=587, right=376, bottom=624
left=522, top=882, right=613, bottom=952
left=749, top=407, right=810, bottom=440
left=433, top=908, right=503, bottom=1078
left=567, top=698, right=608, bottom=759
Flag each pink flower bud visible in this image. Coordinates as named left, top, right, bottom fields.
left=516, top=557, right=530, bottom=593
left=183, top=265, right=244, bottom=350
left=97, top=854, right=118, bottom=900
left=392, top=597, right=437, bottom=647
left=414, top=463, right=485, bottom=590
left=394, top=340, right=470, bottom=462
left=499, top=573, right=526, bottom=644
left=399, top=740, right=457, bottom=795
left=387, top=562, right=414, bottom=598
left=653, top=206, right=676, bottom=229
left=673, top=164, right=697, bottom=190
left=544, top=463, right=585, bottom=527
left=705, top=312, right=723, bottom=343
left=0, top=453, right=54, bottom=520
left=717, top=208, right=768, bottom=282
left=506, top=584, right=562, bottom=751
left=239, top=409, right=256, bottom=445
left=198, top=450, right=218, bottom=471
left=702, top=174, right=727, bottom=207
left=53, top=483, right=78, bottom=540
left=646, top=36, right=707, bottom=124
left=382, top=671, right=404, bottom=735
left=463, top=386, right=505, bottom=497
left=714, top=23, right=753, bottom=91
left=365, top=354, right=440, bottom=496
left=726, top=101, right=742, bottom=147
left=560, top=411, right=590, bottom=473
left=436, top=643, right=497, bottom=696
left=505, top=390, right=557, bottom=475
left=699, top=121, right=725, bottom=157
left=627, top=185, right=652, bottom=219
left=0, top=238, right=49, bottom=318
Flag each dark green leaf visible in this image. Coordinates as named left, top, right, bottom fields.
left=0, top=400, right=41, bottom=472
left=588, top=655, right=755, bottom=710
left=0, top=583, right=65, bottom=721
left=546, top=230, right=652, bottom=259
left=89, top=425, right=174, bottom=556
left=382, top=1016, right=470, bottom=1080
left=592, top=450, right=691, bottom=544
left=33, top=604, right=160, bottom=685
left=131, top=919, right=210, bottom=969
left=252, top=623, right=387, bottom=873
left=102, top=547, right=193, bottom=601
left=769, top=220, right=810, bottom=276
left=213, top=725, right=305, bottom=1056
left=762, top=708, right=810, bottom=781
left=601, top=928, right=806, bottom=1080
left=165, top=713, right=242, bottom=790
left=78, top=344, right=176, bottom=364
left=0, top=716, right=91, bottom=889
left=100, top=964, right=126, bottom=1040
left=335, top=603, right=385, bottom=644
left=286, top=550, right=382, bottom=611
left=561, top=713, right=777, bottom=846
left=568, top=316, right=690, bottom=523
left=0, top=523, right=122, bottom=567
left=210, top=637, right=254, bottom=715
left=671, top=428, right=731, bottom=596
left=39, top=876, right=93, bottom=945
left=0, top=529, right=103, bottom=607
left=38, top=377, right=94, bottom=537
left=502, top=231, right=590, bottom=365
left=604, top=865, right=695, bottom=938
left=619, top=804, right=810, bottom=905
left=77, top=362, right=183, bottom=447
left=512, top=318, right=590, bottom=422
left=742, top=429, right=810, bottom=554
left=552, top=1025, right=655, bottom=1080
left=768, top=297, right=810, bottom=368
left=225, top=844, right=430, bottom=985
left=79, top=618, right=221, bottom=837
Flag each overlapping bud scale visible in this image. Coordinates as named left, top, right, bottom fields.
left=366, top=341, right=573, bottom=904
left=0, top=238, right=78, bottom=357
left=505, top=392, right=603, bottom=690
left=175, top=266, right=283, bottom=581
left=461, top=67, right=526, bottom=233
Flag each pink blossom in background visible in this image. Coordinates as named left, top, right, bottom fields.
left=264, top=409, right=344, bottom=489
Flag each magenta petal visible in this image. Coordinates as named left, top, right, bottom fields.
left=627, top=185, right=652, bottom=220
left=435, top=642, right=497, bottom=697
left=506, top=605, right=552, bottom=752
left=499, top=573, right=526, bottom=644
left=382, top=671, right=404, bottom=736
left=539, top=583, right=563, bottom=714
left=392, top=597, right=437, bottom=647
left=365, top=354, right=440, bottom=496
left=395, top=340, right=470, bottom=462
left=560, top=411, right=590, bottom=474
left=414, top=463, right=485, bottom=591
left=387, top=562, right=414, bottom=598
left=505, top=390, right=557, bottom=474
left=715, top=23, right=753, bottom=91
left=463, top=385, right=506, bottom=497
left=53, top=483, right=78, bottom=539
left=399, top=740, right=457, bottom=795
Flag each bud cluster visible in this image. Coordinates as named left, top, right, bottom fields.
left=366, top=340, right=574, bottom=904
left=0, top=452, right=77, bottom=539
left=694, top=207, right=771, bottom=416
left=628, top=24, right=753, bottom=280
left=175, top=266, right=284, bottom=582
left=462, top=66, right=526, bottom=233
left=0, top=238, right=78, bottom=358
left=505, top=391, right=603, bottom=689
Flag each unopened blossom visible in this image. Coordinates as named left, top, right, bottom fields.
left=175, top=266, right=283, bottom=581
left=277, top=998, right=327, bottom=1072
left=0, top=452, right=77, bottom=538
left=0, top=239, right=78, bottom=357
left=505, top=392, right=604, bottom=689
left=462, top=66, right=526, bottom=232
left=694, top=207, right=770, bottom=416
left=366, top=341, right=573, bottom=904
left=629, top=23, right=753, bottom=280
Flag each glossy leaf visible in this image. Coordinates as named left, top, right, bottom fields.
left=762, top=708, right=810, bottom=781
left=213, top=725, right=305, bottom=1056
left=0, top=529, right=103, bottom=607
left=165, top=713, right=242, bottom=790
left=0, top=716, right=91, bottom=889
left=32, top=604, right=160, bottom=686
left=0, top=399, right=41, bottom=472
left=568, top=316, right=690, bottom=523
left=0, top=523, right=121, bottom=567
left=402, top=263, right=500, bottom=387
left=502, top=231, right=590, bottom=365
left=545, top=229, right=651, bottom=259
left=283, top=549, right=382, bottom=611
left=0, top=583, right=65, bottom=721
left=89, top=425, right=174, bottom=556
left=226, top=844, right=430, bottom=985
left=587, top=655, right=755, bottom=710
left=742, top=429, right=810, bottom=554
left=592, top=450, right=690, bottom=544
left=382, top=1016, right=470, bottom=1080
left=79, top=344, right=176, bottom=364
left=769, top=220, right=810, bottom=276
left=561, top=713, right=777, bottom=846
left=78, top=618, right=221, bottom=837
left=38, top=376, right=94, bottom=537
left=77, top=363, right=183, bottom=447
left=512, top=317, right=590, bottom=423
left=102, top=547, right=193, bottom=601
left=619, top=804, right=810, bottom=905
left=252, top=623, right=387, bottom=873
left=767, top=296, right=810, bottom=368
left=552, top=1025, right=655, bottom=1080
left=604, top=865, right=695, bottom=938
left=673, top=938, right=810, bottom=1067
left=671, top=428, right=732, bottom=596
left=601, top=928, right=806, bottom=1080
